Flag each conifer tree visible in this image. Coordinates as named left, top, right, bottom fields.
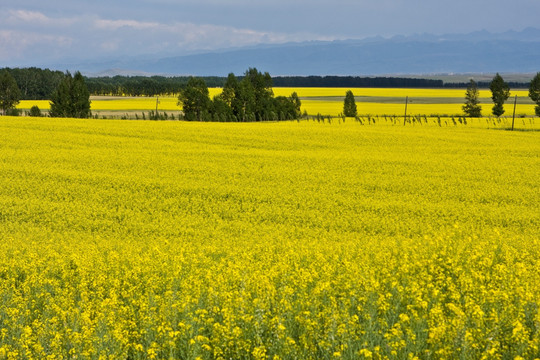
left=0, top=70, right=21, bottom=115
left=489, top=73, right=510, bottom=117
left=343, top=90, right=357, bottom=117
left=178, top=77, right=210, bottom=121
left=50, top=71, right=91, bottom=118
left=529, top=72, right=540, bottom=117
left=462, top=79, right=482, bottom=117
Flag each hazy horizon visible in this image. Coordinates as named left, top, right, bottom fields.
left=2, top=0, right=540, bottom=68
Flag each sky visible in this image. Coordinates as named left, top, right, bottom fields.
left=2, top=0, right=540, bottom=67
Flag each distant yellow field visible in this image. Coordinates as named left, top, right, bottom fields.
left=273, top=87, right=531, bottom=98
left=16, top=88, right=536, bottom=117
left=301, top=100, right=536, bottom=117
left=278, top=88, right=534, bottom=116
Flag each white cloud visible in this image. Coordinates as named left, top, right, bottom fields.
left=92, top=19, right=326, bottom=50
left=94, top=19, right=161, bottom=31
left=8, top=10, right=49, bottom=23
left=7, top=10, right=76, bottom=27
left=0, top=30, right=73, bottom=61
left=0, top=8, right=333, bottom=65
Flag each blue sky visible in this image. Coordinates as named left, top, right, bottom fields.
left=2, top=0, right=540, bottom=67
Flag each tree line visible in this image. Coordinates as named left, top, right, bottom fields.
left=5, top=67, right=536, bottom=101
left=1, top=67, right=65, bottom=100
left=86, top=75, right=446, bottom=96
left=341, top=73, right=540, bottom=118
left=462, top=73, right=540, bottom=117
left=272, top=76, right=445, bottom=88
left=0, top=67, right=303, bottom=121
left=178, top=68, right=302, bottom=122
left=2, top=67, right=540, bottom=119
left=86, top=76, right=226, bottom=97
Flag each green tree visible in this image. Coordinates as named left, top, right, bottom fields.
left=241, top=68, right=273, bottom=121
left=221, top=73, right=242, bottom=120
left=343, top=90, right=357, bottom=117
left=29, top=105, right=42, bottom=117
left=178, top=77, right=211, bottom=121
left=462, top=79, right=482, bottom=117
left=0, top=70, right=21, bottom=115
left=49, top=71, right=92, bottom=118
left=221, top=73, right=238, bottom=106
left=529, top=72, right=540, bottom=117
left=211, top=95, right=234, bottom=122
left=489, top=73, right=510, bottom=117
left=290, top=92, right=302, bottom=118
left=237, top=78, right=256, bottom=122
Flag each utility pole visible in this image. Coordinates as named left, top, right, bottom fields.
left=403, top=96, right=408, bottom=125
left=511, top=95, right=517, bottom=131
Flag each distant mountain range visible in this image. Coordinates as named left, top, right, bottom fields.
left=55, top=28, right=540, bottom=77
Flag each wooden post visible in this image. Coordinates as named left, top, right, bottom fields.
left=403, top=96, right=408, bottom=125
left=156, top=96, right=160, bottom=116
left=511, top=95, right=517, bottom=131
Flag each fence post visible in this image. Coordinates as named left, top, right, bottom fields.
left=511, top=95, right=517, bottom=131
left=403, top=96, right=408, bottom=125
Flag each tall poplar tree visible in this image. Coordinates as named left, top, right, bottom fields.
left=489, top=73, right=510, bottom=117
left=529, top=72, right=540, bottom=117
left=462, top=79, right=482, bottom=117
left=0, top=70, right=21, bottom=115
left=50, top=71, right=91, bottom=118
left=343, top=90, right=357, bottom=117
left=178, top=77, right=211, bottom=121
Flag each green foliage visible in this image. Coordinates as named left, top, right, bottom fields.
left=49, top=71, right=92, bottom=118
left=243, top=68, right=274, bottom=121
left=0, top=70, right=21, bottom=115
left=28, top=106, right=42, bottom=117
left=290, top=92, right=302, bottom=118
left=343, top=90, right=357, bottom=117
left=178, top=77, right=211, bottom=121
left=462, top=79, right=482, bottom=117
left=490, top=73, right=510, bottom=117
left=179, top=69, right=301, bottom=122
left=1, top=67, right=64, bottom=100
left=529, top=72, right=540, bottom=117
left=5, top=108, right=21, bottom=116
left=211, top=95, right=234, bottom=122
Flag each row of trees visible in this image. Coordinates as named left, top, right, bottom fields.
left=273, top=76, right=445, bottom=88
left=0, top=69, right=92, bottom=117
left=2, top=68, right=540, bottom=119
left=86, top=76, right=226, bottom=97
left=340, top=72, right=540, bottom=119
left=463, top=72, right=540, bottom=117
left=178, top=68, right=302, bottom=122
left=1, top=67, right=538, bottom=99
left=1, top=68, right=64, bottom=100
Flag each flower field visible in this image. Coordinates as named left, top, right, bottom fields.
left=17, top=88, right=537, bottom=118
left=1, top=117, right=539, bottom=359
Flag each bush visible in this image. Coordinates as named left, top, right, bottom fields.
left=6, top=108, right=20, bottom=116
left=29, top=105, right=42, bottom=117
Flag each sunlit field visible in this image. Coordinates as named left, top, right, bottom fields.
left=274, top=88, right=535, bottom=117
left=1, top=117, right=539, bottom=359
left=17, top=88, right=537, bottom=118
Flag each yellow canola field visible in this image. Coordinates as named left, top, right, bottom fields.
left=273, top=87, right=531, bottom=98
left=17, top=88, right=536, bottom=117
left=1, top=118, right=539, bottom=359
left=301, top=100, right=536, bottom=117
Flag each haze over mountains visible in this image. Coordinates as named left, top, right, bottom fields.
left=51, top=28, right=540, bottom=77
